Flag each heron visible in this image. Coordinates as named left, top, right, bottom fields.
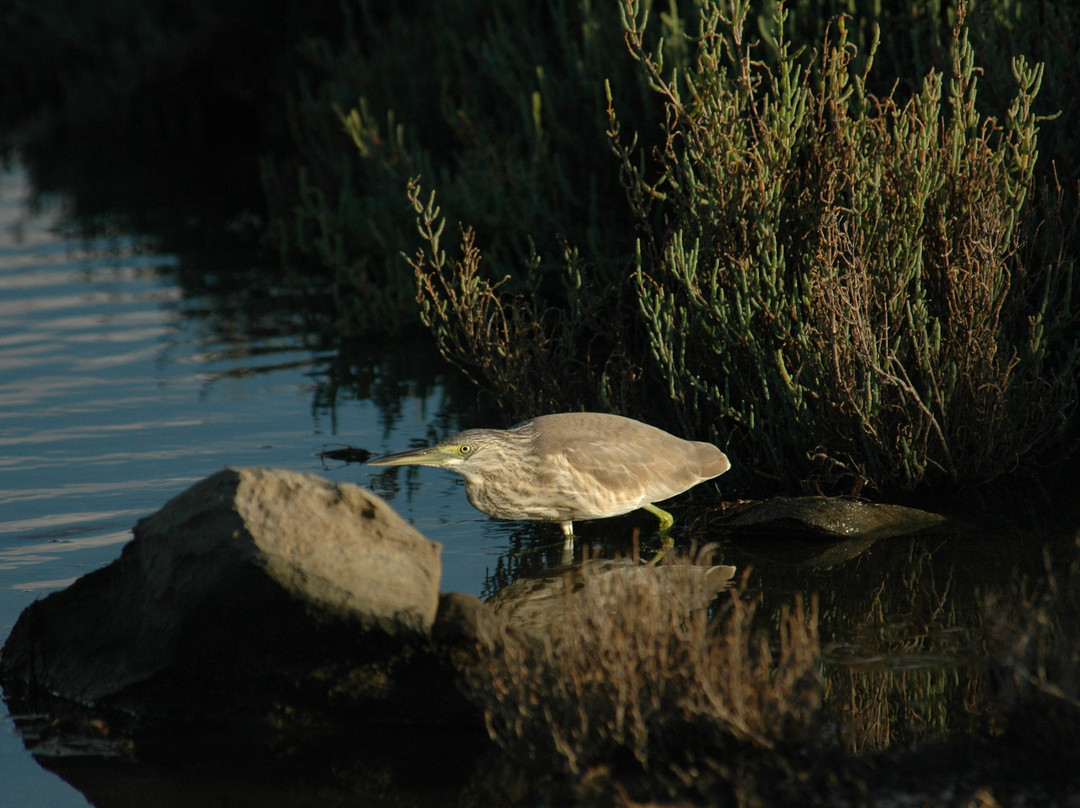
left=367, top=412, right=729, bottom=555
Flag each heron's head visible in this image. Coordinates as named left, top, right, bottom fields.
left=367, top=428, right=523, bottom=476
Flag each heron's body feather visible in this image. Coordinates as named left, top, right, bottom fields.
left=369, top=412, right=729, bottom=538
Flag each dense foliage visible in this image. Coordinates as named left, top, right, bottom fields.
left=339, top=1, right=1077, bottom=498
left=3, top=0, right=1077, bottom=499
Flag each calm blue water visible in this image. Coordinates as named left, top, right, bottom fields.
left=0, top=155, right=517, bottom=805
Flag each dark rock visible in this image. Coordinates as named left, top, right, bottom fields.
left=0, top=467, right=448, bottom=724
left=724, top=496, right=950, bottom=539
left=434, top=592, right=491, bottom=643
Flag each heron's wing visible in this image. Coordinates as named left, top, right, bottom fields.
left=571, top=440, right=707, bottom=504
left=543, top=436, right=709, bottom=514
left=525, top=413, right=727, bottom=518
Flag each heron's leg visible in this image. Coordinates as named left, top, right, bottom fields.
left=642, top=504, right=674, bottom=533
left=642, top=504, right=675, bottom=565
left=560, top=520, right=575, bottom=565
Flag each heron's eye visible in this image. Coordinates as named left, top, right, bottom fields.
left=459, top=444, right=474, bottom=455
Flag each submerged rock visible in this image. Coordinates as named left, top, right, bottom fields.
left=0, top=467, right=450, bottom=723
left=724, top=496, right=951, bottom=539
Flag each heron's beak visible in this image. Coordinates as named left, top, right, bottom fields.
left=367, top=445, right=454, bottom=468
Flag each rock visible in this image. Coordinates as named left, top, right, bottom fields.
left=724, top=496, right=950, bottom=540
left=0, top=467, right=447, bottom=723
left=433, top=592, right=492, bottom=643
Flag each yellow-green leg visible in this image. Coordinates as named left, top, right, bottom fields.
left=643, top=503, right=674, bottom=533
left=642, top=504, right=675, bottom=565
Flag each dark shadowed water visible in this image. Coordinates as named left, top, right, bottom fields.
left=1, top=152, right=1077, bottom=805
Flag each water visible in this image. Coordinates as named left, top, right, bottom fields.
left=1, top=151, right=1077, bottom=804
left=0, top=154, right=518, bottom=805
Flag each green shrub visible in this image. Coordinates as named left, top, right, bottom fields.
left=615, top=0, right=1077, bottom=495
left=405, top=1, right=1077, bottom=498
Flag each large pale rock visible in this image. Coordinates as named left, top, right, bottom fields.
left=0, top=467, right=444, bottom=719
left=131, top=465, right=443, bottom=633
